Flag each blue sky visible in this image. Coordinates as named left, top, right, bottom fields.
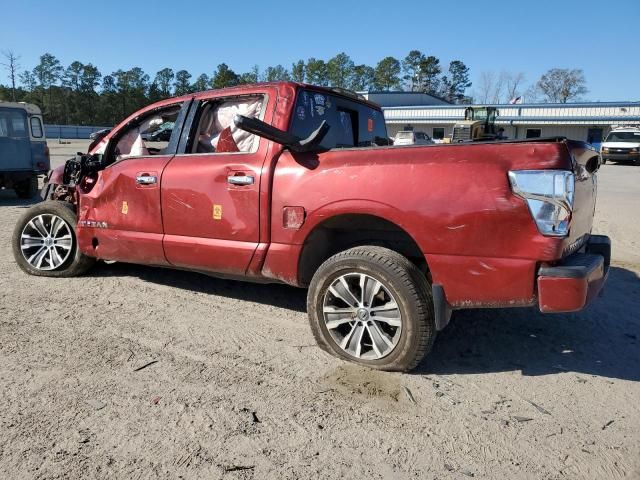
left=2, top=0, right=639, bottom=101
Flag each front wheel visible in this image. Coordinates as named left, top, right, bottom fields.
left=12, top=201, right=95, bottom=277
left=307, top=246, right=436, bottom=372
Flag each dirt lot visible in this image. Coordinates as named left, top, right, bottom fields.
left=1, top=140, right=639, bottom=479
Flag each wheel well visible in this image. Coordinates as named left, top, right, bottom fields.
left=298, top=214, right=427, bottom=286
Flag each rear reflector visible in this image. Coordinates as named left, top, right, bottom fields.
left=283, top=206, right=306, bottom=229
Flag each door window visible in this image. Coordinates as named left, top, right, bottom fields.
left=187, top=95, right=266, bottom=154
left=110, top=103, right=183, bottom=161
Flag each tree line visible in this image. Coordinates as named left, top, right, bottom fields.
left=1, top=49, right=588, bottom=127
left=0, top=50, right=472, bottom=126
left=472, top=68, right=588, bottom=104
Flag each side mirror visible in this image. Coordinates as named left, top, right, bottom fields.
left=233, top=115, right=330, bottom=153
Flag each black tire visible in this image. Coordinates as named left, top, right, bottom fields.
left=12, top=200, right=95, bottom=277
left=15, top=175, right=39, bottom=199
left=307, top=246, right=436, bottom=372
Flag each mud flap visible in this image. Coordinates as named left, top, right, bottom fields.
left=432, top=284, right=452, bottom=331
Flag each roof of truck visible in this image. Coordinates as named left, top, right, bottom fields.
left=0, top=101, right=42, bottom=115
left=188, top=81, right=383, bottom=110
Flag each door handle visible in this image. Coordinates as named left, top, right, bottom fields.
left=227, top=175, right=254, bottom=186
left=136, top=175, right=157, bottom=185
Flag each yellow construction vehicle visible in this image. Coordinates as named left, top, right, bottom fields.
left=451, top=106, right=499, bottom=142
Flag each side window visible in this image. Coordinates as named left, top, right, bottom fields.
left=30, top=117, right=44, bottom=138
left=188, top=95, right=265, bottom=154
left=113, top=103, right=182, bottom=160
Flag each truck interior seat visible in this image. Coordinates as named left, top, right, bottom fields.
left=195, top=97, right=264, bottom=154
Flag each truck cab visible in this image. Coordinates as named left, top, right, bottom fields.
left=600, top=126, right=640, bottom=164
left=0, top=101, right=49, bottom=198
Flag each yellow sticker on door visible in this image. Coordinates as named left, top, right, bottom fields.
left=213, top=204, right=222, bottom=220
left=122, top=201, right=129, bottom=215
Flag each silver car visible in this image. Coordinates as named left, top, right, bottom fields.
left=393, top=130, right=434, bottom=146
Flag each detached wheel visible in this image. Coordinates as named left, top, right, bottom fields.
left=11, top=201, right=95, bottom=277
left=15, top=175, right=39, bottom=199
left=307, top=246, right=436, bottom=372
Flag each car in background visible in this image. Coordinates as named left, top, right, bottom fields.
left=89, top=128, right=111, bottom=140
left=0, top=101, right=49, bottom=198
left=142, top=121, right=175, bottom=142
left=600, top=126, right=640, bottom=164
left=393, top=130, right=434, bottom=146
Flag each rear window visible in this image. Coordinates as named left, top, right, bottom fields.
left=0, top=108, right=28, bottom=138
left=289, top=89, right=388, bottom=149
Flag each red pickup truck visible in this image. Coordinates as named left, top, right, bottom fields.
left=12, top=82, right=610, bottom=371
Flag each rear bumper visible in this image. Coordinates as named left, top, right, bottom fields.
left=537, top=235, right=611, bottom=313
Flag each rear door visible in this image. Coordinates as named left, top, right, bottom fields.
left=161, top=91, right=274, bottom=275
left=0, top=107, right=31, bottom=171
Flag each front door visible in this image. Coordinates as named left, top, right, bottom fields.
left=161, top=93, right=273, bottom=275
left=76, top=100, right=189, bottom=264
left=77, top=155, right=175, bottom=264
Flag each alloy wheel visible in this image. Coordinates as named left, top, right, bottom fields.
left=322, top=273, right=402, bottom=360
left=20, top=214, right=73, bottom=271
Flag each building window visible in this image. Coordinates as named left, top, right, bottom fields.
left=432, top=127, right=445, bottom=140
left=526, top=128, right=542, bottom=139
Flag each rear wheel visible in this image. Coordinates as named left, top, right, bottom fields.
left=12, top=201, right=95, bottom=277
left=15, top=175, right=39, bottom=199
left=307, top=246, right=436, bottom=372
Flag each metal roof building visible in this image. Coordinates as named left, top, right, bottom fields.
left=382, top=101, right=640, bottom=145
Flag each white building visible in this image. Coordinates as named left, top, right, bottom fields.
left=360, top=92, right=640, bottom=144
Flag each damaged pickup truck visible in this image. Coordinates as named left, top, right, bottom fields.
left=12, top=82, right=611, bottom=371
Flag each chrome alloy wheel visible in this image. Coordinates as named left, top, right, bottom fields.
left=322, top=273, right=402, bottom=360
left=20, top=214, right=73, bottom=271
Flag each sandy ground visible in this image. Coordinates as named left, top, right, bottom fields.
left=0, top=141, right=638, bottom=479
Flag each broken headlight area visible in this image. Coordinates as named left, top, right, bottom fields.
left=62, top=153, right=106, bottom=188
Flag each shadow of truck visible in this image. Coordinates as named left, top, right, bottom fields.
left=86, top=261, right=640, bottom=381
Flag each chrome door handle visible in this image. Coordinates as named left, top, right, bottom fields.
left=227, top=175, right=254, bottom=186
left=136, top=175, right=157, bottom=185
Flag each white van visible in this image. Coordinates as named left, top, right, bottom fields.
left=600, top=126, right=640, bottom=164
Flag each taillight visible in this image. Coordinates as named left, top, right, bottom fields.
left=508, top=170, right=575, bottom=237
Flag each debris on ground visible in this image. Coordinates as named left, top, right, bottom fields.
left=133, top=360, right=159, bottom=372
left=402, top=386, right=417, bottom=405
